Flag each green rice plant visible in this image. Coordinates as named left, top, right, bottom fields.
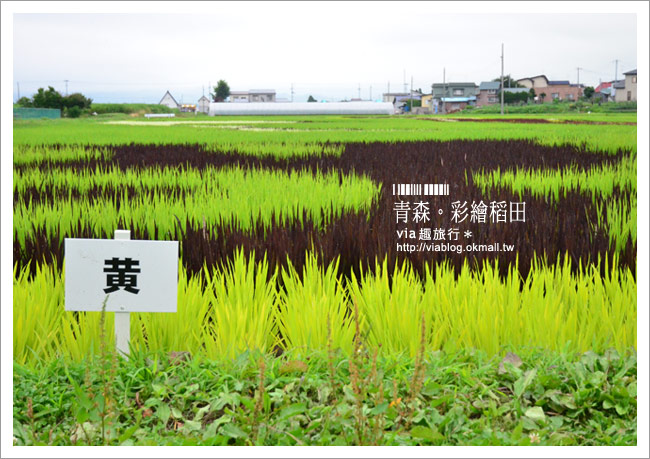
left=472, top=154, right=636, bottom=202
left=13, top=114, right=636, bottom=154
left=13, top=166, right=381, bottom=248
left=276, top=254, right=355, bottom=353
left=13, top=145, right=113, bottom=166
left=601, top=193, right=637, bottom=253
left=201, top=250, right=278, bottom=359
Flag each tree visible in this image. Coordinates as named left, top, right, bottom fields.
left=583, top=86, right=595, bottom=100
left=66, top=106, right=82, bottom=118
left=32, top=86, right=64, bottom=109
left=307, top=95, right=317, bottom=102
left=503, top=91, right=529, bottom=105
left=63, top=92, right=92, bottom=109
left=492, top=75, right=524, bottom=88
left=539, top=92, right=547, bottom=103
left=16, top=97, right=33, bottom=107
left=211, top=80, right=230, bottom=102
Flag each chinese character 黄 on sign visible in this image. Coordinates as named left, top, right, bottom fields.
left=65, top=238, right=178, bottom=313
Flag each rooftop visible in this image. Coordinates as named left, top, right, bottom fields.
left=623, top=69, right=637, bottom=75
left=432, top=82, right=477, bottom=87
left=479, top=81, right=500, bottom=91
left=517, top=75, right=548, bottom=82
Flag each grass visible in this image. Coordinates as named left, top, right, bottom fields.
left=13, top=347, right=637, bottom=446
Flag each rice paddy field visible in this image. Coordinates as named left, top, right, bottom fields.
left=12, top=113, right=637, bottom=446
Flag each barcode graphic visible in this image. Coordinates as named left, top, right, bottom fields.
left=392, top=183, right=449, bottom=196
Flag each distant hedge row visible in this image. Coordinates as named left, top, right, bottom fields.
left=91, top=103, right=177, bottom=115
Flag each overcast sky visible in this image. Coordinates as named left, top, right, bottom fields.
left=12, top=6, right=638, bottom=103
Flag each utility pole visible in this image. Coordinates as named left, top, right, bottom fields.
left=614, top=59, right=619, bottom=82
left=369, top=85, right=372, bottom=101
left=358, top=83, right=361, bottom=99
left=388, top=81, right=390, bottom=95
left=410, top=76, right=413, bottom=112
left=577, top=67, right=581, bottom=86
left=442, top=68, right=446, bottom=115
left=500, top=43, right=504, bottom=115
left=16, top=82, right=20, bottom=101
left=291, top=83, right=294, bottom=102
left=64, top=79, right=69, bottom=96
left=403, top=69, right=407, bottom=93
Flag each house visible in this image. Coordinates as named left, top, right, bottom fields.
left=229, top=89, right=276, bottom=103
left=516, top=75, right=549, bottom=89
left=516, top=75, right=583, bottom=102
left=614, top=69, right=637, bottom=102
left=594, top=81, right=619, bottom=103
left=197, top=95, right=210, bottom=114
left=594, top=81, right=613, bottom=93
left=180, top=104, right=196, bottom=113
left=477, top=81, right=500, bottom=107
left=612, top=79, right=626, bottom=102
left=159, top=90, right=179, bottom=109
left=382, top=91, right=423, bottom=112
left=431, top=82, right=477, bottom=113
left=421, top=94, right=433, bottom=110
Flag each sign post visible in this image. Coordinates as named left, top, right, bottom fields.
left=114, top=229, right=131, bottom=356
left=65, top=230, right=178, bottom=359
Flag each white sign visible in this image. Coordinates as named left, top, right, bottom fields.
left=65, top=238, right=178, bottom=313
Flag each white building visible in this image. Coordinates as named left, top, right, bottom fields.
left=159, top=90, right=179, bottom=109
left=228, top=89, right=276, bottom=103
left=197, top=95, right=210, bottom=114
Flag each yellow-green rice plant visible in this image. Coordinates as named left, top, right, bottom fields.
left=129, top=264, right=212, bottom=355
left=419, top=255, right=636, bottom=355
left=13, top=262, right=112, bottom=365
left=276, top=254, right=356, bottom=353
left=13, top=263, right=65, bottom=366
left=201, top=250, right=278, bottom=359
left=348, top=259, right=427, bottom=356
